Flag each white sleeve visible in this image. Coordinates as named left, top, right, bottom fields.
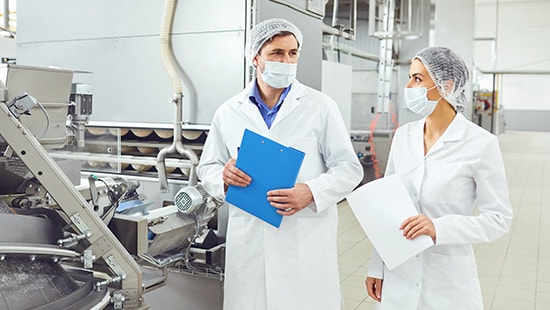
left=432, top=136, right=513, bottom=245
left=305, top=101, right=363, bottom=213
left=196, top=112, right=229, bottom=200
left=367, top=248, right=385, bottom=279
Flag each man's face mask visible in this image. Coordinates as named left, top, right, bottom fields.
left=259, top=57, right=297, bottom=89
left=403, top=86, right=441, bottom=117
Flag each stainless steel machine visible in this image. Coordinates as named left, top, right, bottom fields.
left=0, top=64, right=225, bottom=309
left=8, top=0, right=401, bottom=308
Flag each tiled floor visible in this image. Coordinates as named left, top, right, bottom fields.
left=337, top=130, right=550, bottom=310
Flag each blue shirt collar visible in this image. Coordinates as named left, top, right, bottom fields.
left=249, top=80, right=292, bottom=128
left=249, top=80, right=291, bottom=111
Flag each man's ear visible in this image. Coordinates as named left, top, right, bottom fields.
left=252, top=55, right=259, bottom=68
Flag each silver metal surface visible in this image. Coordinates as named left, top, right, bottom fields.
left=0, top=99, right=144, bottom=308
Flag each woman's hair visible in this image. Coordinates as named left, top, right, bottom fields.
left=414, top=47, right=470, bottom=112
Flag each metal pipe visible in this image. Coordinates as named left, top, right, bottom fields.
left=322, top=24, right=354, bottom=40
left=331, top=0, right=339, bottom=28
left=3, top=0, right=8, bottom=32
left=329, top=0, right=339, bottom=50
left=350, top=0, right=357, bottom=39
left=321, top=42, right=379, bottom=62
left=157, top=0, right=199, bottom=192
left=324, top=0, right=357, bottom=41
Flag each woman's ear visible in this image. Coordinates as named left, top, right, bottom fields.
left=441, top=80, right=455, bottom=97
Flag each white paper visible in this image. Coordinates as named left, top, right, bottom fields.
left=346, top=174, right=434, bottom=270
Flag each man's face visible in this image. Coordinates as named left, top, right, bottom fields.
left=253, top=34, right=299, bottom=69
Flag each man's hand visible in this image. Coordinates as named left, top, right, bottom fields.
left=267, top=183, right=313, bottom=216
left=222, top=159, right=251, bottom=191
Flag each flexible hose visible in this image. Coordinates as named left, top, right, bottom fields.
left=160, top=0, right=183, bottom=94
left=157, top=0, right=199, bottom=191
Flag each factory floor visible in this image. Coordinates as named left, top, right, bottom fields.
left=337, top=130, right=550, bottom=310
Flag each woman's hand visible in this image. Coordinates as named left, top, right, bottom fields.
left=400, top=214, right=436, bottom=242
left=365, top=276, right=383, bottom=302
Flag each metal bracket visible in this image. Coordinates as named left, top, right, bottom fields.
left=69, top=212, right=91, bottom=233
left=81, top=249, right=96, bottom=269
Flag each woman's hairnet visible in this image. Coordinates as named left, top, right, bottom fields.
left=414, top=47, right=470, bottom=112
left=245, top=18, right=303, bottom=66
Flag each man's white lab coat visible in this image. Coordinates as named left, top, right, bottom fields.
left=197, top=79, right=363, bottom=310
left=368, top=113, right=513, bottom=310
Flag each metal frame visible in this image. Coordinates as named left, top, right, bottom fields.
left=0, top=102, right=144, bottom=308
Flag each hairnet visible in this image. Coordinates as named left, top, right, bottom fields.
left=245, top=18, right=303, bottom=65
left=414, top=47, right=469, bottom=112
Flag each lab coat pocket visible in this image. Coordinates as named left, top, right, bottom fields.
left=225, top=217, right=246, bottom=271
left=287, top=136, right=322, bottom=182
left=296, top=217, right=337, bottom=271
left=425, top=252, right=481, bottom=308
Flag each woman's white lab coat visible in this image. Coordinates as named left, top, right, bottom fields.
left=197, top=80, right=363, bottom=310
left=368, top=113, right=513, bottom=310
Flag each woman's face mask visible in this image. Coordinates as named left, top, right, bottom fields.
left=403, top=86, right=441, bottom=117
left=259, top=57, right=297, bottom=89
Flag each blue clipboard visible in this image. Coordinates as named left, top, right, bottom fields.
left=225, top=129, right=305, bottom=228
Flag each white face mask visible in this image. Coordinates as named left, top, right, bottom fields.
left=259, top=58, right=297, bottom=89
left=403, top=86, right=441, bottom=117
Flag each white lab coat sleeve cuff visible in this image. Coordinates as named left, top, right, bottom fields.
left=201, top=169, right=226, bottom=200
left=367, top=249, right=384, bottom=279
left=304, top=162, right=363, bottom=214
left=305, top=181, right=324, bottom=213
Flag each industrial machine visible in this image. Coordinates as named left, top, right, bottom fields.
left=0, top=64, right=224, bottom=309
left=4, top=0, right=430, bottom=308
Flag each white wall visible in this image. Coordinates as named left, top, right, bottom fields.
left=474, top=0, right=550, bottom=131
left=322, top=60, right=352, bottom=133
left=0, top=37, right=15, bottom=59
left=433, top=0, right=475, bottom=120
left=475, top=0, right=550, bottom=72
left=501, top=75, right=550, bottom=110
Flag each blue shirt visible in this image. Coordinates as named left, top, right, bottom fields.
left=249, top=81, right=291, bottom=129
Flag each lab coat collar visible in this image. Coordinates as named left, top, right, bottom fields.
left=439, top=112, right=468, bottom=143
left=412, top=113, right=467, bottom=140
left=235, top=79, right=308, bottom=105
left=420, top=112, right=468, bottom=156
left=235, top=79, right=309, bottom=130
left=270, top=80, right=308, bottom=128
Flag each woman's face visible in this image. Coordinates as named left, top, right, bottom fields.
left=406, top=59, right=440, bottom=100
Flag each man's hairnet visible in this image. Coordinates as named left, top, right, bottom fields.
left=245, top=18, right=303, bottom=65
left=414, top=47, right=469, bottom=112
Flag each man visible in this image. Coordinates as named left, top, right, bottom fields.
left=196, top=18, right=363, bottom=310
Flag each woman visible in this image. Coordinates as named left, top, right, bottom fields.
left=365, top=47, right=513, bottom=309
